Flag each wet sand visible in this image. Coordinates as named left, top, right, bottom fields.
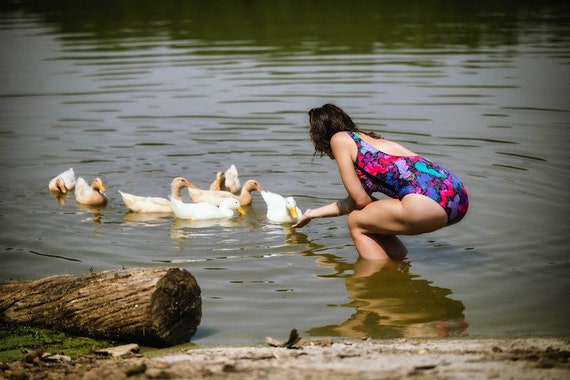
left=2, top=336, right=568, bottom=379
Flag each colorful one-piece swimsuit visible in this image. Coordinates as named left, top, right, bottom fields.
left=348, top=131, right=468, bottom=225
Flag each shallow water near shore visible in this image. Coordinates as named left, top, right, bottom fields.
left=1, top=1, right=569, bottom=345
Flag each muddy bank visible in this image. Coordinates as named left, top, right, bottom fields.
left=1, top=336, right=568, bottom=379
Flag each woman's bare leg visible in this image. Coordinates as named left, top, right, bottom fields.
left=347, top=194, right=447, bottom=260
left=352, top=234, right=408, bottom=261
left=353, top=254, right=407, bottom=278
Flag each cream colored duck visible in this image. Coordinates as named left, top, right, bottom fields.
left=221, top=164, right=241, bottom=194
left=187, top=185, right=236, bottom=207
left=75, top=177, right=107, bottom=206
left=118, top=177, right=192, bottom=213
left=48, top=168, right=76, bottom=193
left=169, top=196, right=245, bottom=220
left=260, top=191, right=302, bottom=224
left=189, top=179, right=263, bottom=207
left=209, top=171, right=226, bottom=191
left=236, top=179, right=263, bottom=206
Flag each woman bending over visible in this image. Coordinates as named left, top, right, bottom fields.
left=292, top=104, right=468, bottom=260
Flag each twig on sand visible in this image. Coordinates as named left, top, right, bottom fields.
left=266, top=329, right=332, bottom=349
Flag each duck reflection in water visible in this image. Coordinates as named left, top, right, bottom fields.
left=304, top=236, right=468, bottom=339
left=50, top=191, right=68, bottom=206
left=75, top=202, right=106, bottom=224
left=123, top=211, right=172, bottom=224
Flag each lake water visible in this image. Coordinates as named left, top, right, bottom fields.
left=1, top=1, right=569, bottom=345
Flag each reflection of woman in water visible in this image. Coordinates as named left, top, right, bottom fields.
left=306, top=257, right=468, bottom=338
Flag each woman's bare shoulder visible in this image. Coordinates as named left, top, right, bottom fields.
left=330, top=131, right=355, bottom=146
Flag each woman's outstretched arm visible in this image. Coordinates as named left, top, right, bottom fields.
left=292, top=196, right=356, bottom=228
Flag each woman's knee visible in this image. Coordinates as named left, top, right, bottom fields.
left=346, top=210, right=363, bottom=232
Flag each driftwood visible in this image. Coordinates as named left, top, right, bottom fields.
left=0, top=267, right=201, bottom=347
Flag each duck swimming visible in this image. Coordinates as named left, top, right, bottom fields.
left=211, top=164, right=240, bottom=194
left=169, top=196, right=245, bottom=220
left=260, top=191, right=302, bottom=223
left=223, top=164, right=241, bottom=194
left=189, top=178, right=263, bottom=207
left=119, top=177, right=192, bottom=213
left=75, top=177, right=107, bottom=206
left=48, top=168, right=76, bottom=194
left=187, top=184, right=237, bottom=206
left=236, top=179, right=264, bottom=206
left=209, top=171, right=226, bottom=191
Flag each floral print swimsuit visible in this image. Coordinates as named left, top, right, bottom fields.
left=348, top=131, right=468, bottom=225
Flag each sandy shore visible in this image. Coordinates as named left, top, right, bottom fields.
left=2, top=336, right=568, bottom=379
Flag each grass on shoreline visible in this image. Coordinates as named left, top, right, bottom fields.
left=0, top=324, right=110, bottom=363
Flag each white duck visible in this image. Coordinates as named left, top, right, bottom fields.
left=48, top=168, right=76, bottom=193
left=118, top=177, right=192, bottom=213
left=169, top=196, right=245, bottom=220
left=75, top=177, right=107, bottom=206
left=260, top=191, right=302, bottom=224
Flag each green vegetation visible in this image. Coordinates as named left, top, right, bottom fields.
left=0, top=324, right=110, bottom=363
left=0, top=0, right=565, bottom=52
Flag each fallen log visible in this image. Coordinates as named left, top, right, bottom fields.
left=0, top=267, right=201, bottom=347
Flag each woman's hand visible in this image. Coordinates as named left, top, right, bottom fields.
left=292, top=209, right=313, bottom=229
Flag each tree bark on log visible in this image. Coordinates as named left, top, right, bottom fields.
left=0, top=267, right=201, bottom=347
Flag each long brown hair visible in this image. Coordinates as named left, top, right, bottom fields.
left=308, top=104, right=382, bottom=157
